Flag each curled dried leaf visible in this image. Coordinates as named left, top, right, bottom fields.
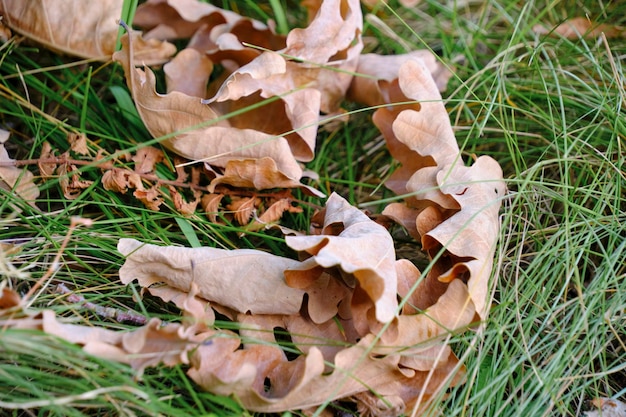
left=118, top=238, right=306, bottom=315
left=0, top=0, right=176, bottom=62
left=0, top=129, right=39, bottom=204
left=286, top=193, right=398, bottom=324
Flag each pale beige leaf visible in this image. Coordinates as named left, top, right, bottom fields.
left=348, top=50, right=452, bottom=107
left=134, top=0, right=258, bottom=40
left=118, top=238, right=306, bottom=315
left=164, top=48, right=213, bottom=97
left=0, top=0, right=175, bottom=62
left=373, top=59, right=461, bottom=210
left=422, top=156, right=506, bottom=319
left=0, top=129, right=39, bottom=203
left=113, top=35, right=308, bottom=188
left=132, top=146, right=164, bottom=174
left=283, top=0, right=363, bottom=114
left=285, top=193, right=398, bottom=323
left=533, top=17, right=626, bottom=39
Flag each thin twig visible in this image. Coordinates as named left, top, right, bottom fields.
left=55, top=283, right=148, bottom=325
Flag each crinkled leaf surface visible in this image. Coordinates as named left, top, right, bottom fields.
left=0, top=0, right=175, bottom=62
left=0, top=129, right=39, bottom=203
left=118, top=238, right=305, bottom=315
left=286, top=192, right=398, bottom=323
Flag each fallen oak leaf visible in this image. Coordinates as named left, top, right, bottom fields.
left=422, top=156, right=505, bottom=319
left=347, top=50, right=452, bottom=107
left=0, top=129, right=39, bottom=205
left=285, top=192, right=398, bottom=324
left=0, top=0, right=176, bottom=63
left=113, top=35, right=313, bottom=192
left=134, top=0, right=263, bottom=41
left=117, top=238, right=306, bottom=315
left=533, top=17, right=626, bottom=39
left=0, top=287, right=209, bottom=375
left=376, top=58, right=505, bottom=320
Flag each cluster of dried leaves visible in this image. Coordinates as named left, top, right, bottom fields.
left=0, top=0, right=511, bottom=415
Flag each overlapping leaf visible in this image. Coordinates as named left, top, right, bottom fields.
left=112, top=0, right=362, bottom=194
left=378, top=59, right=506, bottom=319
left=0, top=0, right=175, bottom=63
left=0, top=129, right=39, bottom=206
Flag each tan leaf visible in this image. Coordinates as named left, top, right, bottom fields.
left=169, top=185, right=202, bottom=216
left=533, top=17, right=626, bottom=39
left=285, top=193, right=398, bottom=323
left=376, top=59, right=461, bottom=210
left=112, top=36, right=308, bottom=188
left=68, top=132, right=90, bottom=156
left=206, top=157, right=324, bottom=197
left=226, top=196, right=258, bottom=225
left=57, top=159, right=93, bottom=200
left=0, top=291, right=208, bottom=375
left=133, top=185, right=163, bottom=210
left=118, top=238, right=306, bottom=315
left=101, top=168, right=142, bottom=194
left=245, top=198, right=303, bottom=231
left=38, top=141, right=57, bottom=179
left=132, top=146, right=164, bottom=174
left=348, top=50, right=452, bottom=107
left=134, top=0, right=255, bottom=41
left=282, top=0, right=363, bottom=114
left=376, top=58, right=505, bottom=320
left=421, top=156, right=506, bottom=319
left=0, top=129, right=39, bottom=203
left=0, top=0, right=175, bottom=62
left=164, top=48, right=214, bottom=97
left=201, top=193, right=225, bottom=222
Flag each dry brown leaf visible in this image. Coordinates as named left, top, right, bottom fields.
left=201, top=193, right=225, bottom=222
left=376, top=59, right=462, bottom=211
left=68, top=133, right=90, bottom=156
left=114, top=0, right=363, bottom=193
left=188, top=283, right=467, bottom=415
left=226, top=196, right=258, bottom=225
left=375, top=58, right=505, bottom=320
left=348, top=50, right=452, bottom=107
left=533, top=17, right=626, bottom=39
left=134, top=0, right=258, bottom=41
left=285, top=192, right=398, bottom=324
left=101, top=168, right=142, bottom=194
left=57, top=157, right=94, bottom=200
left=169, top=186, right=202, bottom=216
left=0, top=0, right=175, bottom=62
left=133, top=185, right=163, bottom=211
left=132, top=146, right=164, bottom=174
left=38, top=141, right=57, bottom=179
left=113, top=35, right=311, bottom=191
left=0, top=129, right=39, bottom=204
left=282, top=0, right=363, bottom=114
left=118, top=238, right=306, bottom=315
